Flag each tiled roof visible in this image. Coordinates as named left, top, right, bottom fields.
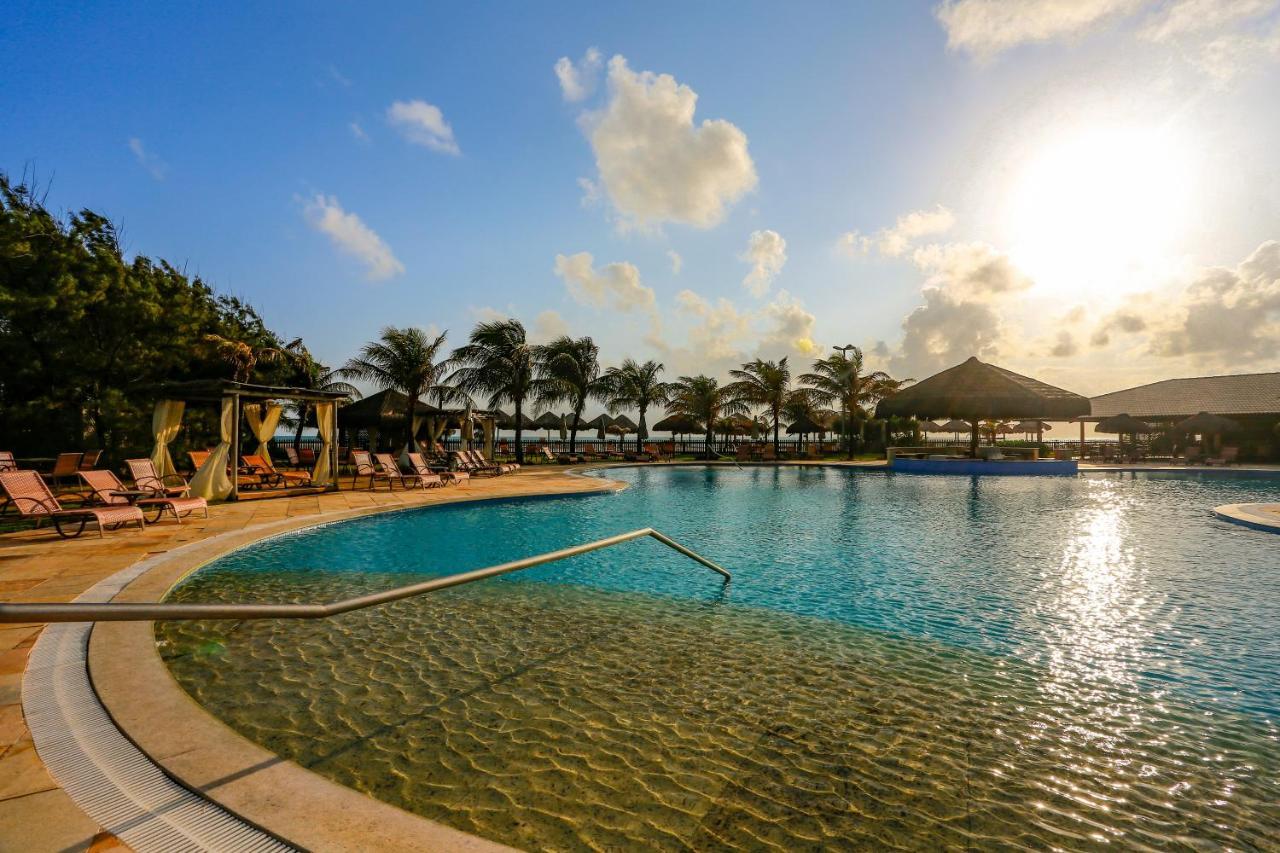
left=1090, top=372, right=1280, bottom=419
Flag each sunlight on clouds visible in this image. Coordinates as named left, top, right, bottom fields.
left=582, top=55, right=757, bottom=230
left=741, top=229, right=787, bottom=296
left=1141, top=0, right=1278, bottom=41
left=387, top=99, right=460, bottom=155
left=553, top=251, right=656, bottom=312
left=555, top=47, right=602, bottom=101
left=840, top=205, right=955, bottom=257
left=936, top=0, right=1148, bottom=59
left=302, top=194, right=404, bottom=281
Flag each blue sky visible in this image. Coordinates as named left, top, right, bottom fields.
left=5, top=0, right=1280, bottom=396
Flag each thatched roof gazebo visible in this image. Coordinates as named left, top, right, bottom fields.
left=652, top=414, right=702, bottom=437
left=1176, top=411, right=1241, bottom=434
left=876, top=357, right=1090, bottom=455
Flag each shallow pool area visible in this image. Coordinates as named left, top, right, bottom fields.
left=160, top=467, right=1280, bottom=849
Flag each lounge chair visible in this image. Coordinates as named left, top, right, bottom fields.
left=241, top=454, right=306, bottom=487
left=283, top=446, right=303, bottom=468
left=80, top=469, right=208, bottom=524
left=452, top=450, right=502, bottom=477
left=0, top=451, right=16, bottom=472
left=78, top=449, right=103, bottom=470
left=407, top=452, right=467, bottom=486
left=644, top=443, right=669, bottom=462
left=472, top=448, right=518, bottom=473
left=350, top=450, right=399, bottom=490
left=0, top=469, right=144, bottom=538
left=125, top=458, right=197, bottom=498
left=1205, top=446, right=1239, bottom=466
left=542, top=446, right=584, bottom=464
left=374, top=452, right=442, bottom=489
left=47, top=452, right=84, bottom=488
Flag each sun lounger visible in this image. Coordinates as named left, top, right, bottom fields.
left=242, top=454, right=311, bottom=487
left=78, top=449, right=103, bottom=470
left=47, top=452, right=84, bottom=488
left=0, top=469, right=144, bottom=538
left=1205, top=446, right=1238, bottom=466
left=0, top=451, right=16, bottom=472
left=471, top=449, right=518, bottom=472
left=452, top=450, right=503, bottom=476
left=125, top=458, right=197, bottom=498
left=376, top=452, right=443, bottom=489
left=350, top=450, right=399, bottom=490
left=80, top=469, right=208, bottom=524
left=407, top=452, right=466, bottom=486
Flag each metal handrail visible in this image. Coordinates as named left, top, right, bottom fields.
left=0, top=528, right=730, bottom=623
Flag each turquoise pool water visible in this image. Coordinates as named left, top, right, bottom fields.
left=162, top=467, right=1280, bottom=849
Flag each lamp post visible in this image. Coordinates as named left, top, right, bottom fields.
left=833, top=344, right=856, bottom=458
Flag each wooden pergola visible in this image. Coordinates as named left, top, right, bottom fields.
left=149, top=380, right=350, bottom=501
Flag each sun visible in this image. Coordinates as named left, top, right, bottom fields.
left=1003, top=125, right=1196, bottom=299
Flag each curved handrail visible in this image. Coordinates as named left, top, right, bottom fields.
left=0, top=528, right=730, bottom=623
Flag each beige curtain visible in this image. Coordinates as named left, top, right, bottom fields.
left=244, top=402, right=283, bottom=460
left=313, top=401, right=336, bottom=487
left=402, top=412, right=427, bottom=466
left=190, top=397, right=234, bottom=500
left=149, top=400, right=185, bottom=477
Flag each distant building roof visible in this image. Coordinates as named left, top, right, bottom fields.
left=1090, top=372, right=1280, bottom=419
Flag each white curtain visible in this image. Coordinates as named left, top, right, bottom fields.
left=149, top=400, right=185, bottom=478
left=190, top=397, right=234, bottom=500
left=244, top=402, right=283, bottom=461
left=313, top=401, right=336, bottom=487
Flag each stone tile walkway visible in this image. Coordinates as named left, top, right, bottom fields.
left=0, top=467, right=612, bottom=852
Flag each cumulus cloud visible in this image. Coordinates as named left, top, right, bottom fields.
left=1090, top=308, right=1149, bottom=346
left=759, top=290, right=819, bottom=357
left=650, top=288, right=818, bottom=375
left=889, top=288, right=1004, bottom=378
left=533, top=309, right=570, bottom=343
left=911, top=241, right=1033, bottom=297
left=582, top=55, right=757, bottom=230
left=349, top=121, right=369, bottom=142
left=1149, top=240, right=1280, bottom=360
left=1191, top=21, right=1280, bottom=81
left=936, top=0, right=1148, bottom=59
left=555, top=47, right=603, bottom=101
left=128, top=138, right=168, bottom=180
left=841, top=206, right=956, bottom=257
left=667, top=249, right=683, bottom=275
left=741, top=230, right=787, bottom=296
left=553, top=251, right=656, bottom=312
left=387, top=99, right=460, bottom=155
left=1048, top=330, right=1080, bottom=357
left=302, top=194, right=404, bottom=281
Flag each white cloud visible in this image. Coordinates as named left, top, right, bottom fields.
left=1191, top=21, right=1280, bottom=81
left=667, top=249, right=683, bottom=275
left=648, top=288, right=819, bottom=376
left=582, top=55, right=757, bottom=231
left=555, top=47, right=603, bottom=101
left=1150, top=240, right=1280, bottom=360
left=1141, top=0, right=1278, bottom=41
left=349, top=121, right=369, bottom=142
left=533, top=309, right=570, bottom=343
left=387, top=99, right=460, bottom=155
left=1048, top=329, right=1080, bottom=357
left=128, top=138, right=168, bottom=180
left=302, top=194, right=405, bottom=281
left=889, top=288, right=1005, bottom=379
left=759, top=290, right=820, bottom=357
left=741, top=229, right=787, bottom=296
left=935, top=0, right=1149, bottom=59
left=577, top=177, right=602, bottom=207
left=553, top=251, right=656, bottom=312
left=910, top=241, right=1033, bottom=297
left=327, top=65, right=352, bottom=88
left=839, top=205, right=955, bottom=257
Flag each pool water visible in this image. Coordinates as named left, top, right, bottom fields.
left=160, top=467, right=1280, bottom=849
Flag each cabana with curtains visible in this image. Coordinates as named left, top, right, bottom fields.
left=337, top=390, right=500, bottom=463
left=148, top=380, right=349, bottom=501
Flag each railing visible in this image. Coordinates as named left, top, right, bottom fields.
left=0, top=528, right=730, bottom=624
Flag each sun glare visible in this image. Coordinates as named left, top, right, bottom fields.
left=1004, top=126, right=1196, bottom=299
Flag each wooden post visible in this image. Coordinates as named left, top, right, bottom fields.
left=231, top=393, right=241, bottom=501
left=1079, top=420, right=1085, bottom=459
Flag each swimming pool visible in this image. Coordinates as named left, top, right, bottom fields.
left=160, top=467, right=1280, bottom=849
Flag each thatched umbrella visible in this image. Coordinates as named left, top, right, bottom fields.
left=920, top=420, right=945, bottom=433
left=1012, top=419, right=1052, bottom=442
left=652, top=414, right=701, bottom=451
left=786, top=414, right=828, bottom=450
left=940, top=418, right=970, bottom=442
left=1096, top=413, right=1153, bottom=455
left=532, top=411, right=562, bottom=441
left=1176, top=411, right=1240, bottom=452
left=875, top=357, right=1090, bottom=456
left=584, top=413, right=611, bottom=441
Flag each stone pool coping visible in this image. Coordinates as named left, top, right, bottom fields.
left=1211, top=502, right=1280, bottom=533
left=81, top=469, right=626, bottom=852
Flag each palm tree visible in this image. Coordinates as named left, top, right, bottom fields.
left=798, top=347, right=904, bottom=459
left=727, top=357, right=792, bottom=454
left=449, top=319, right=535, bottom=464
left=603, top=359, right=670, bottom=451
left=666, top=375, right=747, bottom=460
left=532, top=336, right=610, bottom=454
left=340, top=327, right=454, bottom=453
left=274, top=340, right=360, bottom=450
left=202, top=334, right=284, bottom=383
